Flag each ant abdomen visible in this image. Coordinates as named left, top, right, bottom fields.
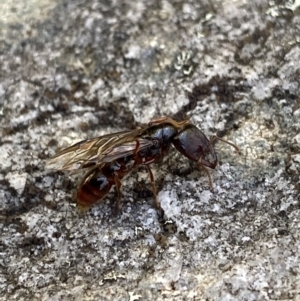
left=77, top=170, right=114, bottom=209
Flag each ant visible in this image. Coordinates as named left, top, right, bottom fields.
left=46, top=117, right=240, bottom=212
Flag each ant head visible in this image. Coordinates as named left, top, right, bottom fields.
left=172, top=124, right=218, bottom=169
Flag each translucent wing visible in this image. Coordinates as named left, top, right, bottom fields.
left=46, top=128, right=153, bottom=171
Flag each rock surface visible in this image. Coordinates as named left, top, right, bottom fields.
left=1, top=0, right=300, bottom=300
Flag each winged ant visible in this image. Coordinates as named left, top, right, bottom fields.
left=46, top=117, right=240, bottom=212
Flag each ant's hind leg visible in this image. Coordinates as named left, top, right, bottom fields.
left=112, top=175, right=123, bottom=214
left=145, top=165, right=160, bottom=209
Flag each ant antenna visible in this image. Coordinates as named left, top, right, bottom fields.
left=210, top=135, right=241, bottom=155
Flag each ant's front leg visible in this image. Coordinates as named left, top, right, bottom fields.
left=133, top=139, right=140, bottom=155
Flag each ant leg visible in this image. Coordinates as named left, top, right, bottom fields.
left=145, top=165, right=160, bottom=209
left=209, top=135, right=241, bottom=154
left=133, top=139, right=140, bottom=155
left=148, top=116, right=190, bottom=128
left=197, top=162, right=213, bottom=189
left=112, top=174, right=123, bottom=214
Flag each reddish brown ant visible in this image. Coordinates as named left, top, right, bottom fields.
left=46, top=117, right=240, bottom=212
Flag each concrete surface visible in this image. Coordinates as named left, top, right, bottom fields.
left=1, top=0, right=300, bottom=300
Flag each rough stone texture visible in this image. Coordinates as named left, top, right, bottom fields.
left=1, top=0, right=300, bottom=300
